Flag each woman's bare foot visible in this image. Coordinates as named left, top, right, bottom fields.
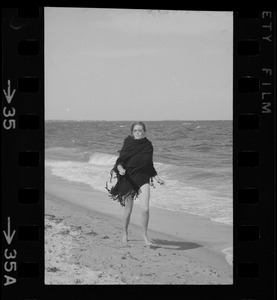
left=143, top=235, right=153, bottom=246
left=122, top=233, right=128, bottom=243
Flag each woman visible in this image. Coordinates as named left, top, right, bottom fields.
left=106, top=121, right=164, bottom=246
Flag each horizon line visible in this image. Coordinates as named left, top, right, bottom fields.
left=45, top=119, right=232, bottom=122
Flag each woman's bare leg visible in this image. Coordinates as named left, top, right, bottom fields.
left=122, top=196, right=133, bottom=243
left=138, top=184, right=153, bottom=246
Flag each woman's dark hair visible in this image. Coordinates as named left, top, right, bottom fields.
left=130, top=121, right=146, bottom=134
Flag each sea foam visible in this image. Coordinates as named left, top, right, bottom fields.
left=45, top=149, right=232, bottom=226
left=222, top=247, right=233, bottom=267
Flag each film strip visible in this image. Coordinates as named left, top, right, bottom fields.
left=2, top=8, right=276, bottom=300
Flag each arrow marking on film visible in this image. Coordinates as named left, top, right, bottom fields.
left=3, top=80, right=16, bottom=104
left=3, top=217, right=16, bottom=245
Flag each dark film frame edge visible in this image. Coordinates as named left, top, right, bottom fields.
left=1, top=8, right=276, bottom=300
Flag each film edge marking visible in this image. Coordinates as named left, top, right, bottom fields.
left=261, top=11, right=274, bottom=114
left=3, top=217, right=17, bottom=286
left=3, top=80, right=17, bottom=130
left=3, top=80, right=16, bottom=104
left=261, top=68, right=272, bottom=114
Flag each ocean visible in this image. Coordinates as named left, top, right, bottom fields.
left=45, top=120, right=232, bottom=226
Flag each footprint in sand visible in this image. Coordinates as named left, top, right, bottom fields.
left=101, top=235, right=109, bottom=239
left=86, top=230, right=98, bottom=236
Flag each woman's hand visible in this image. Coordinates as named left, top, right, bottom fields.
left=117, top=165, right=126, bottom=176
left=154, top=176, right=164, bottom=185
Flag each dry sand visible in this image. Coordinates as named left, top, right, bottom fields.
left=45, top=166, right=233, bottom=285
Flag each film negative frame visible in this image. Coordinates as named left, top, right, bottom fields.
left=2, top=8, right=276, bottom=300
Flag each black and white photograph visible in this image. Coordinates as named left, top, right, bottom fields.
left=44, top=8, right=233, bottom=284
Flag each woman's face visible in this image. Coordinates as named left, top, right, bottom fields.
left=132, top=125, right=145, bottom=139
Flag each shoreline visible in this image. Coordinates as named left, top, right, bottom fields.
left=45, top=166, right=233, bottom=284
left=45, top=166, right=232, bottom=251
left=45, top=147, right=232, bottom=229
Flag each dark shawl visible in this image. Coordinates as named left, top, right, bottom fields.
left=106, top=135, right=157, bottom=206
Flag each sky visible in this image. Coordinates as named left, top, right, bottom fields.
left=45, top=8, right=233, bottom=121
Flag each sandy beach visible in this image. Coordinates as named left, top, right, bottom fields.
left=45, top=166, right=233, bottom=285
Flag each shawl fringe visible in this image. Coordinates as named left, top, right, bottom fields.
left=105, top=136, right=157, bottom=206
